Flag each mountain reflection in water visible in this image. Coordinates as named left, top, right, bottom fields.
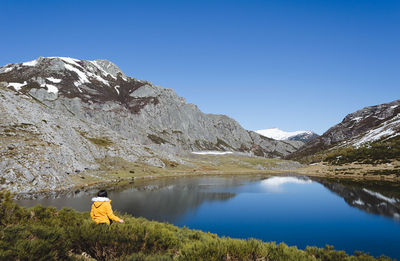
left=17, top=175, right=400, bottom=222
left=110, top=185, right=235, bottom=222
left=314, top=178, right=400, bottom=221
left=17, top=176, right=252, bottom=223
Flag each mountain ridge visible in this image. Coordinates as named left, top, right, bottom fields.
left=0, top=56, right=303, bottom=194
left=288, top=99, right=400, bottom=163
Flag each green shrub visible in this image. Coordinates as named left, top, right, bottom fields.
left=126, top=252, right=173, bottom=261
left=0, top=224, right=71, bottom=260
left=0, top=191, right=27, bottom=226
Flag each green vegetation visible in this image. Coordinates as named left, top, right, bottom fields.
left=0, top=191, right=392, bottom=261
left=87, top=137, right=113, bottom=147
left=76, top=129, right=114, bottom=147
left=311, top=136, right=400, bottom=165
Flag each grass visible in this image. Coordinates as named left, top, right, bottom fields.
left=76, top=129, right=114, bottom=147
left=0, top=191, right=393, bottom=261
left=87, top=137, right=113, bottom=147
left=295, top=160, right=400, bottom=182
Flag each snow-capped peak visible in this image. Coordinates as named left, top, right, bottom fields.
left=255, top=128, right=314, bottom=141
left=0, top=57, right=142, bottom=101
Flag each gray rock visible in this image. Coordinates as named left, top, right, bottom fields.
left=144, top=158, right=166, bottom=168
left=0, top=56, right=304, bottom=193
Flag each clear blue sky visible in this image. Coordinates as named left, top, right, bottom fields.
left=1, top=0, right=399, bottom=134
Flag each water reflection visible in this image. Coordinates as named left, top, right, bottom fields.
left=17, top=176, right=400, bottom=222
left=18, top=176, right=254, bottom=223
left=111, top=186, right=235, bottom=222
left=315, top=178, right=400, bottom=221
left=16, top=175, right=400, bottom=259
left=260, top=176, right=312, bottom=193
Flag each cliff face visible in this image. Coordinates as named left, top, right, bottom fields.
left=0, top=57, right=301, bottom=194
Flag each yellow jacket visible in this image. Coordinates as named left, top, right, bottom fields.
left=90, top=197, right=121, bottom=224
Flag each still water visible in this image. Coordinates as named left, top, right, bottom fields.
left=17, top=175, right=400, bottom=259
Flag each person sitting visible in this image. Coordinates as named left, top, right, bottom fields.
left=90, top=190, right=124, bottom=225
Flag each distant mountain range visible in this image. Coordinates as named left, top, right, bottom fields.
left=255, top=128, right=319, bottom=143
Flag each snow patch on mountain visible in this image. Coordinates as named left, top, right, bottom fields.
left=114, top=85, right=120, bottom=95
left=352, top=114, right=400, bottom=147
left=22, top=59, right=38, bottom=67
left=91, top=60, right=117, bottom=79
left=7, top=81, right=27, bottom=91
left=64, top=63, right=90, bottom=85
left=191, top=151, right=233, bottom=155
left=2, top=67, right=13, bottom=73
left=49, top=57, right=82, bottom=68
left=41, top=84, right=58, bottom=94
left=256, top=128, right=313, bottom=141
left=47, top=77, right=62, bottom=83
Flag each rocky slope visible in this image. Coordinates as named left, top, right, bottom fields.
left=0, top=57, right=302, bottom=194
left=288, top=99, right=400, bottom=161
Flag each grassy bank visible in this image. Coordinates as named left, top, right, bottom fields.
left=0, top=191, right=393, bottom=261
left=295, top=161, right=400, bottom=182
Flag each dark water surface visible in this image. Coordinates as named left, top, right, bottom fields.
left=17, top=175, right=400, bottom=259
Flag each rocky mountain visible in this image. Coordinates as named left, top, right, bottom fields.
left=255, top=128, right=319, bottom=143
left=288, top=99, right=400, bottom=162
left=0, top=57, right=302, bottom=194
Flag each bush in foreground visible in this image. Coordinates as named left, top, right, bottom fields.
left=0, top=191, right=393, bottom=260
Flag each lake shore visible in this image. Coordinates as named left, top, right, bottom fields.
left=15, top=154, right=299, bottom=199
left=15, top=154, right=400, bottom=199
left=294, top=160, right=400, bottom=182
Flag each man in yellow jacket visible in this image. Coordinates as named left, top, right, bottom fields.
left=90, top=190, right=124, bottom=225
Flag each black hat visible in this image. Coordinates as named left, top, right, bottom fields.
left=97, top=190, right=108, bottom=197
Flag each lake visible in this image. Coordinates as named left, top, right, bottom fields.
left=17, top=175, right=400, bottom=259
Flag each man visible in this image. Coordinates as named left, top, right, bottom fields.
left=90, top=190, right=124, bottom=225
